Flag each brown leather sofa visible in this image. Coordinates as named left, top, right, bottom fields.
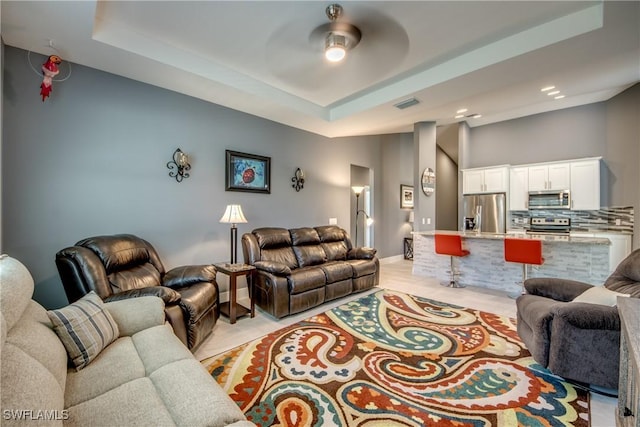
left=242, top=225, right=379, bottom=318
left=55, top=234, right=219, bottom=351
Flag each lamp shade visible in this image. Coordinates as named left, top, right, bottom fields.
left=219, top=204, right=247, bottom=224
left=351, top=186, right=364, bottom=196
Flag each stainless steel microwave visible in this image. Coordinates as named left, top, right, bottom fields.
left=528, top=190, right=570, bottom=210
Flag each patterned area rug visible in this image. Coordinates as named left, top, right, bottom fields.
left=202, top=290, right=589, bottom=426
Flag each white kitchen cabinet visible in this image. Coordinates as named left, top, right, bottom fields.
left=462, top=166, right=509, bottom=194
left=570, top=159, right=601, bottom=210
left=528, top=163, right=570, bottom=191
left=509, top=167, right=529, bottom=210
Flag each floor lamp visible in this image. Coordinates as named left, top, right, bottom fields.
left=352, top=186, right=373, bottom=247
left=219, top=204, right=247, bottom=264
left=352, top=186, right=364, bottom=246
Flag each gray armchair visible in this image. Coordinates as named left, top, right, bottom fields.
left=516, top=248, right=640, bottom=390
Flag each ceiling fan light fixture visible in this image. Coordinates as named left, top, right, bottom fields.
left=316, top=3, right=361, bottom=63
left=325, top=33, right=347, bottom=62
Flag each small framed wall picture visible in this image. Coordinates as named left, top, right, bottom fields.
left=400, top=184, right=414, bottom=209
left=225, top=150, right=271, bottom=194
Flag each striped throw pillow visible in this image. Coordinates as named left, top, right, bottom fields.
left=47, top=291, right=119, bottom=370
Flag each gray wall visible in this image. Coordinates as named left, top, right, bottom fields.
left=2, top=46, right=408, bottom=308
left=467, top=103, right=606, bottom=168
left=380, top=133, right=414, bottom=256
left=436, top=146, right=458, bottom=231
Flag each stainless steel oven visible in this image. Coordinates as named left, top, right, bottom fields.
left=528, top=190, right=570, bottom=210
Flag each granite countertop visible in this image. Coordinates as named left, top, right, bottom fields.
left=413, top=230, right=611, bottom=245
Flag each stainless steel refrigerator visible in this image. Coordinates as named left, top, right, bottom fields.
left=462, top=193, right=506, bottom=233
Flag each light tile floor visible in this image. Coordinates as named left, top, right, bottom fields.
left=195, top=259, right=617, bottom=427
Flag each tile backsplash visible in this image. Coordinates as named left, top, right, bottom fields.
left=510, top=206, right=634, bottom=234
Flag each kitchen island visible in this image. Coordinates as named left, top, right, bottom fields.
left=412, top=231, right=611, bottom=295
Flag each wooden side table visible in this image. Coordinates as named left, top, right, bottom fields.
left=214, top=263, right=256, bottom=324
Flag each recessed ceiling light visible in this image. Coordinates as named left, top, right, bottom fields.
left=547, top=91, right=560, bottom=96
left=541, top=86, right=556, bottom=92
left=554, top=95, right=565, bottom=99
left=471, top=114, right=482, bottom=119
left=456, top=108, right=468, bottom=114
left=454, top=114, right=464, bottom=119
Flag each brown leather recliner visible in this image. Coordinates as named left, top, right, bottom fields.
left=55, top=234, right=219, bottom=351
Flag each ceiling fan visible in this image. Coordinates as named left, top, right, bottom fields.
left=312, top=4, right=362, bottom=63
left=264, top=3, right=409, bottom=99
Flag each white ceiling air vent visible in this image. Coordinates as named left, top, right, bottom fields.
left=394, top=97, right=420, bottom=110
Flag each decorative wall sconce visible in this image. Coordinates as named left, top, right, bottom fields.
left=292, top=168, right=305, bottom=191
left=167, top=148, right=191, bottom=182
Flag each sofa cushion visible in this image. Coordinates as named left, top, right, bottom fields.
left=66, top=377, right=177, bottom=426
left=347, top=259, right=378, bottom=277
left=48, top=291, right=119, bottom=370
left=253, top=227, right=292, bottom=249
left=322, top=241, right=349, bottom=261
left=290, top=227, right=321, bottom=245
left=149, top=359, right=249, bottom=426
left=65, top=323, right=191, bottom=407
left=261, top=247, right=299, bottom=269
left=108, top=263, right=162, bottom=291
left=321, top=262, right=353, bottom=283
left=287, top=267, right=326, bottom=294
left=571, top=286, right=630, bottom=306
left=64, top=337, right=146, bottom=407
left=293, top=245, right=327, bottom=268
left=316, top=225, right=347, bottom=243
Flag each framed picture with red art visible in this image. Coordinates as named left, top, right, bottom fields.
left=225, top=150, right=271, bottom=194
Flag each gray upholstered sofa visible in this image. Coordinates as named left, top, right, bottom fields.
left=242, top=225, right=379, bottom=318
left=0, top=255, right=254, bottom=427
left=516, top=248, right=640, bottom=390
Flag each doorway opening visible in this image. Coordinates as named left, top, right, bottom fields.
left=350, top=165, right=374, bottom=247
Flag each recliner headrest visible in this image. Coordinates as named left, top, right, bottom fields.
left=290, top=228, right=321, bottom=246
left=253, top=228, right=292, bottom=249
left=76, top=234, right=152, bottom=274
left=315, top=225, right=346, bottom=243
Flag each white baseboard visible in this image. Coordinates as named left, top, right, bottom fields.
left=380, top=255, right=406, bottom=264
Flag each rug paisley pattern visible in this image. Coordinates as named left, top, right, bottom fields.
left=203, top=290, right=589, bottom=426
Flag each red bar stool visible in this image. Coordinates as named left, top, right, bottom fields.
left=434, top=234, right=470, bottom=288
left=504, top=238, right=544, bottom=297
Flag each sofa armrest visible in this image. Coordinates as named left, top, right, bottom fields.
left=348, top=247, right=377, bottom=260
left=524, top=278, right=593, bottom=302
left=104, top=296, right=165, bottom=336
left=254, top=260, right=292, bottom=276
left=104, top=286, right=181, bottom=304
left=163, top=264, right=216, bottom=288
left=551, top=302, right=620, bottom=330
